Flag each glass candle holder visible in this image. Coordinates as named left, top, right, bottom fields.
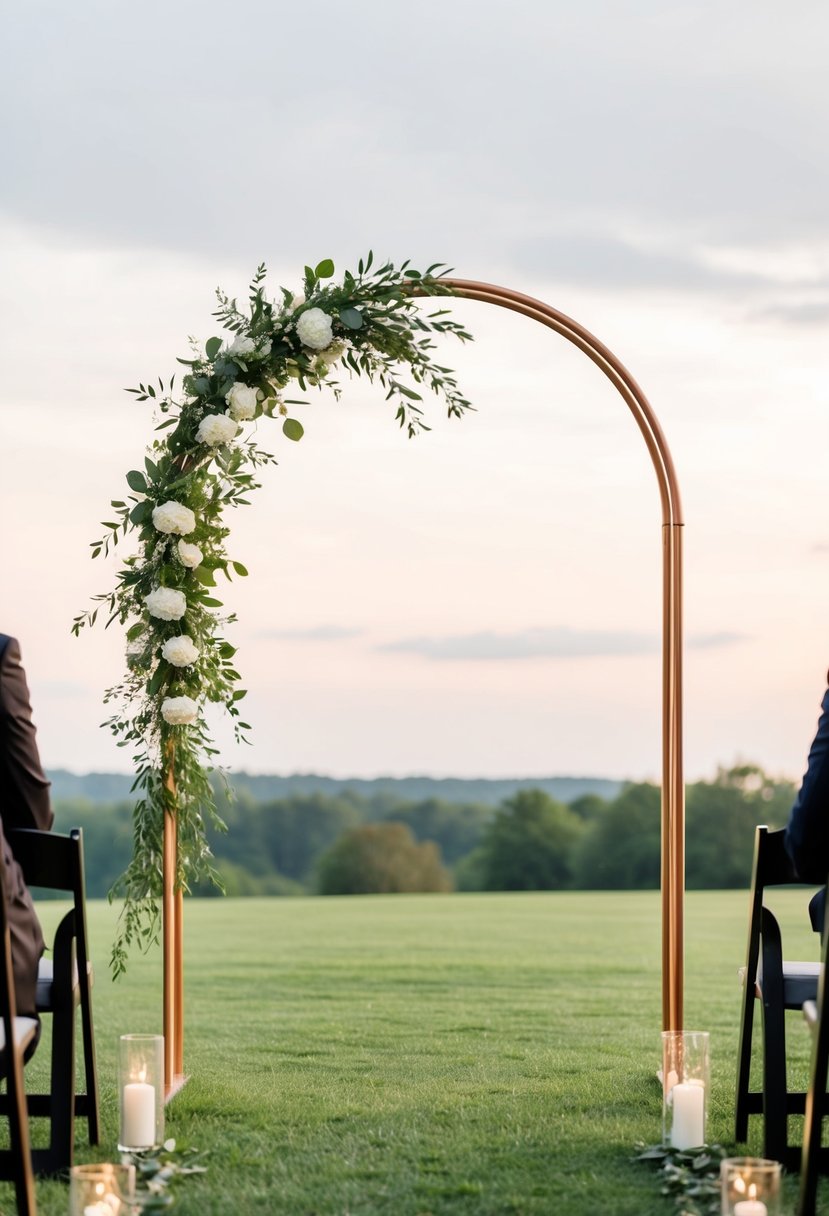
left=720, top=1157, right=782, bottom=1216
left=69, top=1163, right=135, bottom=1215
left=118, top=1033, right=164, bottom=1151
left=661, top=1029, right=710, bottom=1149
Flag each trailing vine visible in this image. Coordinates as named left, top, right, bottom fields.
left=73, top=255, right=474, bottom=975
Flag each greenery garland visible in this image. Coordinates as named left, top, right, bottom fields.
left=73, top=255, right=474, bottom=974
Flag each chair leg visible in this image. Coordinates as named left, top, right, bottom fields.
left=735, top=986, right=756, bottom=1141
left=761, top=994, right=790, bottom=1161
left=6, top=1051, right=37, bottom=1216
left=799, top=1009, right=829, bottom=1216
left=79, top=984, right=100, bottom=1145
left=45, top=1002, right=76, bottom=1174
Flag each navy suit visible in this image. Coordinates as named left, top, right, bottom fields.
left=0, top=634, right=53, bottom=1018
left=785, top=679, right=829, bottom=931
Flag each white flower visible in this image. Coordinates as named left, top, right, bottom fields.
left=295, top=307, right=334, bottom=351
left=289, top=292, right=305, bottom=312
left=161, top=695, right=199, bottom=725
left=225, top=382, right=258, bottom=421
left=146, top=587, right=187, bottom=621
left=152, top=500, right=196, bottom=536
left=196, top=412, right=239, bottom=447
left=259, top=338, right=272, bottom=357
left=315, top=339, right=347, bottom=369
left=177, top=540, right=203, bottom=569
left=161, top=635, right=200, bottom=667
left=226, top=334, right=256, bottom=358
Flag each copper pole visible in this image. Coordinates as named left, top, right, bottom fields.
left=162, top=747, right=177, bottom=1095
left=423, top=279, right=685, bottom=1029
left=174, top=885, right=184, bottom=1078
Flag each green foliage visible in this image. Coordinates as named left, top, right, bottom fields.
left=316, top=822, right=453, bottom=894
left=71, top=257, right=474, bottom=973
left=478, top=789, right=584, bottom=890
left=380, top=797, right=492, bottom=864
left=573, top=782, right=662, bottom=889
left=635, top=1143, right=727, bottom=1216
left=686, top=764, right=795, bottom=888
left=51, top=762, right=797, bottom=901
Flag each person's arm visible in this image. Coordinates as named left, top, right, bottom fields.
left=0, top=636, right=53, bottom=831
left=785, top=682, right=829, bottom=883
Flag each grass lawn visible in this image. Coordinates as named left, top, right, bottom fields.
left=5, top=888, right=826, bottom=1214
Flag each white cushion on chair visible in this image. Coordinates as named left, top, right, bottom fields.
left=0, top=1015, right=39, bottom=1054
left=35, top=957, right=94, bottom=1010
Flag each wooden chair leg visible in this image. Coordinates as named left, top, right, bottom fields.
left=7, top=1051, right=37, bottom=1216
left=79, top=981, right=100, bottom=1145
left=47, top=1001, right=76, bottom=1173
left=799, top=1005, right=829, bottom=1216
left=762, top=998, right=790, bottom=1161
left=735, top=982, right=756, bottom=1141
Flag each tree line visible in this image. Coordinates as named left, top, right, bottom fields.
left=49, top=763, right=796, bottom=898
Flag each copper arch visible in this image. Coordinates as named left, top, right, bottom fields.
left=161, top=277, right=686, bottom=1092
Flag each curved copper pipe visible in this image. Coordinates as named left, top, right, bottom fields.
left=422, top=278, right=686, bottom=1030
left=159, top=276, right=687, bottom=1068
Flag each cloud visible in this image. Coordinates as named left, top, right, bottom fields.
left=687, top=632, right=746, bottom=650
left=752, top=300, right=829, bottom=326
left=257, top=626, right=362, bottom=642
left=379, top=627, right=745, bottom=661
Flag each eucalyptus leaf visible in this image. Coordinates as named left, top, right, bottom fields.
left=315, top=258, right=335, bottom=278
left=339, top=307, right=364, bottom=330
left=126, top=470, right=148, bottom=493
left=282, top=418, right=304, bottom=442
left=205, top=336, right=223, bottom=360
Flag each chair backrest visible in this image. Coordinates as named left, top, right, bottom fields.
left=7, top=828, right=92, bottom=999
left=743, top=826, right=812, bottom=987
left=0, top=837, right=38, bottom=1214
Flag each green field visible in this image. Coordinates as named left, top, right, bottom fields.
left=6, top=890, right=826, bottom=1214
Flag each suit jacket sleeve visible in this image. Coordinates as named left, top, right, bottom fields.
left=785, top=684, right=829, bottom=883
left=0, top=636, right=54, bottom=831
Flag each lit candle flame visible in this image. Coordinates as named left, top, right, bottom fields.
left=95, top=1182, right=105, bottom=1196
left=748, top=1183, right=758, bottom=1201
left=138, top=1067, right=147, bottom=1083
left=734, top=1176, right=746, bottom=1195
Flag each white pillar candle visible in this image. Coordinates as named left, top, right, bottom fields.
left=669, top=1081, right=705, bottom=1149
left=734, top=1184, right=767, bottom=1216
left=122, top=1076, right=156, bottom=1147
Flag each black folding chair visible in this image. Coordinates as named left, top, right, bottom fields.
left=5, top=828, right=100, bottom=1174
left=0, top=844, right=38, bottom=1215
left=735, top=825, right=822, bottom=1167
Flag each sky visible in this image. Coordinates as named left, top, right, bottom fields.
left=2, top=1, right=829, bottom=783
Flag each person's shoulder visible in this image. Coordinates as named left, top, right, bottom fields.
left=0, top=635, right=15, bottom=665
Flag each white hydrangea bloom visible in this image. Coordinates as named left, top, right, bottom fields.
left=177, top=540, right=203, bottom=569
left=161, top=695, right=199, bottom=725
left=161, top=635, right=200, bottom=667
left=226, top=382, right=258, bottom=421
left=295, top=307, right=334, bottom=351
left=152, top=500, right=196, bottom=536
left=196, top=412, right=239, bottom=447
left=145, top=587, right=187, bottom=621
left=226, top=334, right=256, bottom=358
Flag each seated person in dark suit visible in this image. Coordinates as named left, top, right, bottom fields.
left=785, top=670, right=829, bottom=931
left=0, top=633, right=54, bottom=1035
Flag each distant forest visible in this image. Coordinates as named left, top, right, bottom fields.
left=47, top=765, right=796, bottom=898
